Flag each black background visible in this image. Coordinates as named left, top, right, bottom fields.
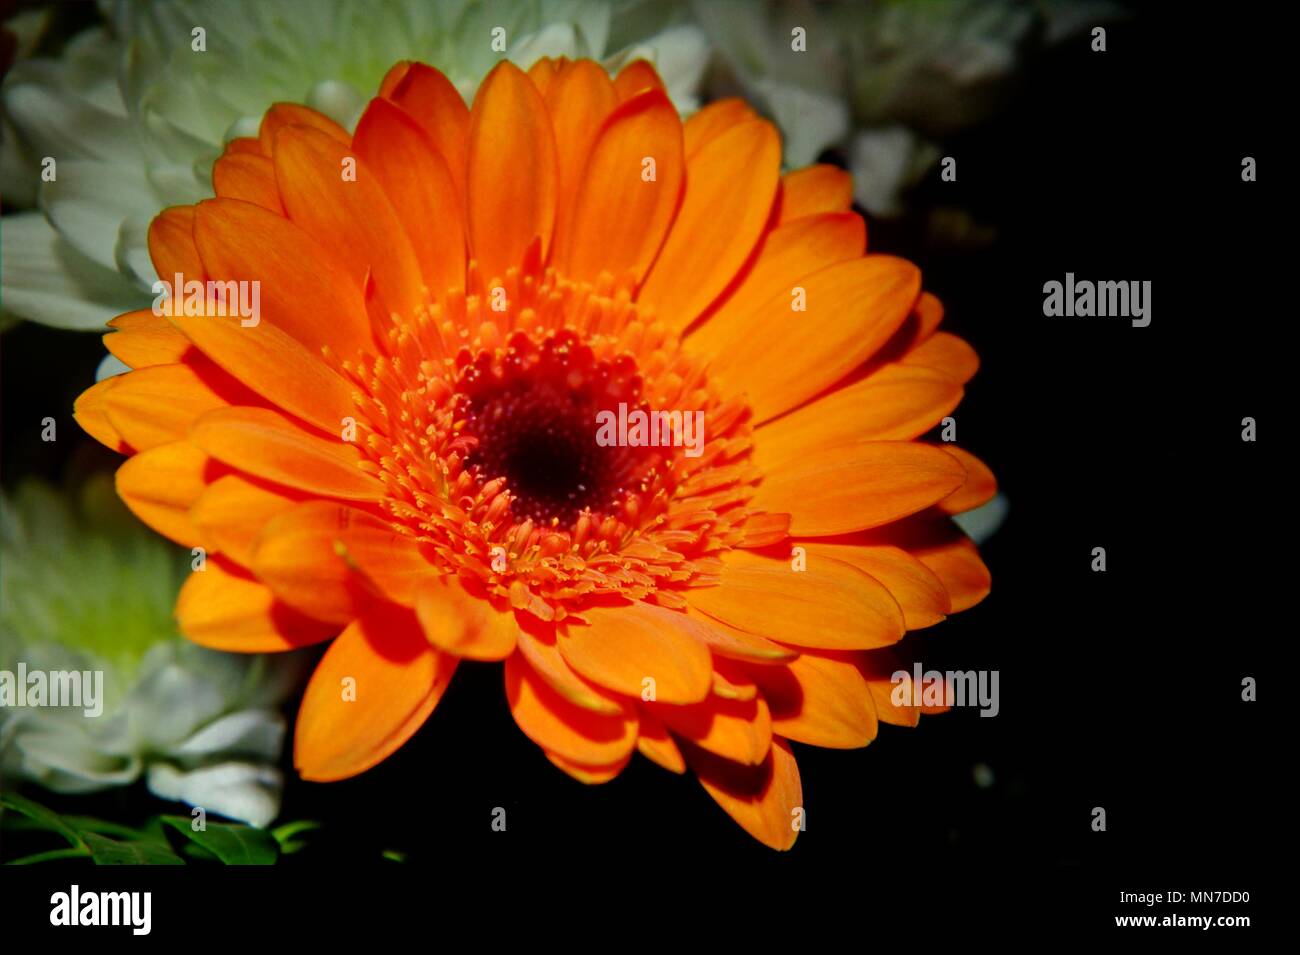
left=0, top=1, right=1283, bottom=935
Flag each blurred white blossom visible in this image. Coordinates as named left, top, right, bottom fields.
left=0, top=477, right=309, bottom=827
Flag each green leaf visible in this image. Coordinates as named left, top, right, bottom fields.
left=61, top=816, right=158, bottom=842
left=0, top=792, right=86, bottom=849
left=82, top=832, right=185, bottom=865
left=8, top=847, right=91, bottom=865
left=159, top=817, right=279, bottom=865
left=269, top=819, right=321, bottom=855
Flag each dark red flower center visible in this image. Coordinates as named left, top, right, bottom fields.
left=456, top=330, right=671, bottom=528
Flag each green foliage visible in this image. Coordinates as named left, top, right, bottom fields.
left=1, top=791, right=316, bottom=865
left=159, top=816, right=279, bottom=864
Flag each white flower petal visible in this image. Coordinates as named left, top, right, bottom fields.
left=850, top=126, right=939, bottom=217
left=952, top=492, right=1009, bottom=546
left=3, top=72, right=136, bottom=164
left=570, top=0, right=611, bottom=57
left=0, top=212, right=146, bottom=330
left=755, top=77, right=849, bottom=168
left=115, top=214, right=158, bottom=288
left=125, top=657, right=229, bottom=749
left=146, top=761, right=284, bottom=828
left=510, top=22, right=580, bottom=68
left=306, top=79, right=367, bottom=130
left=173, top=708, right=286, bottom=760
left=96, top=352, right=132, bottom=380
left=41, top=159, right=160, bottom=272
left=14, top=727, right=141, bottom=792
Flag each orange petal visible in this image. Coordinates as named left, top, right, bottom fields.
left=212, top=151, right=284, bottom=213
left=191, top=196, right=372, bottom=357
left=102, top=362, right=253, bottom=452
left=935, top=445, right=997, bottom=514
left=754, top=366, right=962, bottom=467
left=258, top=102, right=350, bottom=156
left=690, top=736, right=802, bottom=851
left=176, top=556, right=337, bottom=651
left=189, top=406, right=384, bottom=503
left=691, top=255, right=921, bottom=425
left=639, top=118, right=780, bottom=332
left=912, top=527, right=991, bottom=613
left=734, top=511, right=792, bottom=549
left=688, top=547, right=904, bottom=651
left=751, top=440, right=967, bottom=536
left=466, top=62, right=558, bottom=284
left=189, top=473, right=304, bottom=567
left=695, top=211, right=865, bottom=334
left=526, top=56, right=559, bottom=95
left=776, top=164, right=854, bottom=224
left=913, top=291, right=946, bottom=341
left=272, top=125, right=426, bottom=323
left=903, top=331, right=979, bottom=384
left=748, top=649, right=878, bottom=749
left=559, top=601, right=714, bottom=705
left=868, top=289, right=947, bottom=366
left=115, top=441, right=214, bottom=547
left=556, top=88, right=683, bottom=286
left=682, top=605, right=798, bottom=665
left=711, top=662, right=759, bottom=701
left=861, top=650, right=922, bottom=727
left=415, top=576, right=518, bottom=661
left=545, top=59, right=619, bottom=258
left=866, top=514, right=992, bottom=613
left=650, top=693, right=772, bottom=766
left=544, top=749, right=632, bottom=784
left=378, top=60, right=412, bottom=97
left=800, top=539, right=950, bottom=630
left=504, top=652, right=638, bottom=767
left=73, top=376, right=130, bottom=453
left=635, top=709, right=687, bottom=773
left=515, top=621, right=626, bottom=715
left=222, top=136, right=263, bottom=157
left=250, top=501, right=390, bottom=624
left=295, top=602, right=457, bottom=781
left=612, top=59, right=664, bottom=100
left=682, top=98, right=755, bottom=158
left=104, top=310, right=192, bottom=368
left=166, top=304, right=359, bottom=436
left=148, top=206, right=204, bottom=283
left=386, top=63, right=470, bottom=197
left=332, top=517, right=432, bottom=607
left=353, top=96, right=466, bottom=298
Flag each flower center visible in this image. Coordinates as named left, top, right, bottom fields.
left=456, top=330, right=670, bottom=528
left=333, top=263, right=775, bottom=611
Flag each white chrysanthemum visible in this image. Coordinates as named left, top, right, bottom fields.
left=0, top=477, right=308, bottom=827
left=1, top=0, right=708, bottom=330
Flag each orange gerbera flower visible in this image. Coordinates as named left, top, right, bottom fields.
left=74, top=57, right=994, bottom=850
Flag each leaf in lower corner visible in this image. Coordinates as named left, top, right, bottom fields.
left=0, top=792, right=87, bottom=850
left=82, top=832, right=185, bottom=865
left=159, top=817, right=279, bottom=865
